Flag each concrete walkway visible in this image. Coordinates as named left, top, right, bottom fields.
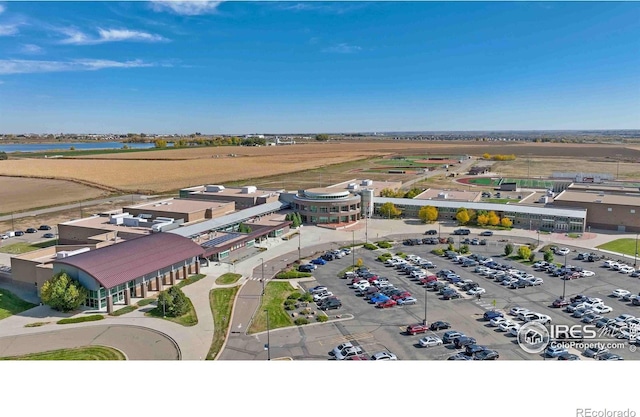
left=0, top=220, right=638, bottom=360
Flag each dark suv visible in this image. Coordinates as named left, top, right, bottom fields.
left=453, top=229, right=471, bottom=235
left=430, top=321, right=451, bottom=331
left=425, top=230, right=438, bottom=235
left=319, top=299, right=342, bottom=311
left=453, top=336, right=477, bottom=349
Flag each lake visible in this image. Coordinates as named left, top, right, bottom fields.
left=0, top=142, right=155, bottom=153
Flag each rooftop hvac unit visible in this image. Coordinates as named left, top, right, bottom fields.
left=205, top=185, right=225, bottom=192
left=361, top=179, right=373, bottom=186
left=437, top=192, right=448, bottom=199
left=241, top=186, right=257, bottom=194
left=347, top=183, right=359, bottom=190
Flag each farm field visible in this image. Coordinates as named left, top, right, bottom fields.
left=0, top=176, right=111, bottom=214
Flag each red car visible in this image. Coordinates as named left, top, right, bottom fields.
left=406, top=323, right=430, bottom=335
left=420, top=276, right=437, bottom=285
left=376, top=299, right=397, bottom=309
left=391, top=291, right=412, bottom=301
left=552, top=298, right=571, bottom=308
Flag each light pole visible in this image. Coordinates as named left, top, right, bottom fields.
left=365, top=209, right=369, bottom=244
left=260, top=257, right=265, bottom=296
left=352, top=230, right=355, bottom=267
left=438, top=222, right=441, bottom=240
left=562, top=253, right=567, bottom=300
left=536, top=230, right=540, bottom=247
left=422, top=287, right=428, bottom=325
left=298, top=229, right=301, bottom=264
left=634, top=233, right=638, bottom=268
left=264, top=309, right=271, bottom=361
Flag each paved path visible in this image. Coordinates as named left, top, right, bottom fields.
left=1, top=220, right=638, bottom=360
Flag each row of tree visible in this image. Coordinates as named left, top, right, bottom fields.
left=285, top=212, right=303, bottom=228
left=380, top=188, right=424, bottom=199
left=377, top=203, right=513, bottom=228
left=482, top=153, right=517, bottom=161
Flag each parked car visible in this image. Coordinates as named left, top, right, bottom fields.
left=310, top=286, right=328, bottom=294
left=311, top=258, right=327, bottom=265
left=583, top=346, right=610, bottom=358
left=430, top=321, right=451, bottom=331
left=335, top=346, right=364, bottom=360
left=453, top=336, right=477, bottom=349
left=473, top=349, right=499, bottom=360
left=38, top=225, right=52, bottom=231
left=25, top=228, right=38, bottom=234
left=479, top=230, right=493, bottom=236
left=406, top=323, right=430, bottom=335
left=397, top=296, right=417, bottom=305
left=14, top=230, right=24, bottom=236
left=545, top=344, right=569, bottom=358
left=483, top=310, right=503, bottom=321
left=319, top=299, right=342, bottom=311
left=425, top=229, right=438, bottom=235
left=448, top=353, right=473, bottom=360
left=442, top=330, right=465, bottom=343
left=370, top=351, right=397, bottom=361
left=552, top=298, right=571, bottom=308
left=376, top=299, right=397, bottom=309
left=598, top=352, right=623, bottom=361
left=557, top=352, right=580, bottom=361
left=42, top=233, right=56, bottom=239
left=612, top=289, right=631, bottom=298
left=419, top=336, right=443, bottom=348
left=298, top=264, right=315, bottom=273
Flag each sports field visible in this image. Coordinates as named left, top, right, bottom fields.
left=503, top=178, right=555, bottom=189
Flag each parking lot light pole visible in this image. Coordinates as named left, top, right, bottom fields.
left=562, top=253, right=567, bottom=300
left=260, top=257, right=265, bottom=296
left=352, top=230, right=355, bottom=267
left=423, top=287, right=428, bottom=326
left=264, top=309, right=271, bottom=361
left=634, top=233, right=638, bottom=268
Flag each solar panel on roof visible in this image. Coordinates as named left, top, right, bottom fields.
left=201, top=233, right=242, bottom=248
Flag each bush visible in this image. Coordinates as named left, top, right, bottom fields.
left=285, top=304, right=297, bottom=311
left=57, top=315, right=104, bottom=325
left=316, top=314, right=328, bottom=322
left=363, top=243, right=378, bottom=250
left=300, top=308, right=312, bottom=315
left=431, top=248, right=444, bottom=256
left=294, top=317, right=309, bottom=325
left=518, top=246, right=532, bottom=260
left=459, top=244, right=470, bottom=254
left=377, top=253, right=392, bottom=262
left=157, top=286, right=190, bottom=317
left=544, top=250, right=554, bottom=263
left=395, top=252, right=407, bottom=258
left=276, top=271, right=312, bottom=279
left=287, top=292, right=302, bottom=300
left=376, top=241, right=392, bottom=249
left=504, top=243, right=514, bottom=256
left=299, top=293, right=314, bottom=302
left=284, top=299, right=297, bottom=306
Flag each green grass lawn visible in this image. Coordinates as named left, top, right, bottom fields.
left=0, top=289, right=37, bottom=320
left=146, top=298, right=198, bottom=326
left=468, top=177, right=500, bottom=186
left=247, top=281, right=295, bottom=334
left=175, top=273, right=206, bottom=289
left=597, top=239, right=640, bottom=257
left=215, top=273, right=242, bottom=285
left=207, top=286, right=240, bottom=360
left=483, top=198, right=520, bottom=204
left=0, top=240, right=57, bottom=254
left=0, top=346, right=125, bottom=360
left=57, top=315, right=105, bottom=324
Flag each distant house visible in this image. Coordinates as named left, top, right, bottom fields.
left=469, top=166, right=490, bottom=175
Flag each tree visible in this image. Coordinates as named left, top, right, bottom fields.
left=238, top=223, right=252, bottom=233
left=418, top=206, right=438, bottom=223
left=544, top=250, right=554, bottom=263
left=487, top=211, right=500, bottom=226
left=528, top=253, right=536, bottom=262
left=456, top=208, right=470, bottom=225
left=157, top=286, right=189, bottom=317
left=315, top=134, right=329, bottom=141
left=518, top=246, right=532, bottom=260
left=403, top=188, right=423, bottom=199
left=504, top=243, right=514, bottom=256
left=155, top=139, right=167, bottom=148
left=379, top=202, right=401, bottom=218
left=40, top=271, right=87, bottom=312
left=501, top=217, right=513, bottom=228
left=295, top=212, right=303, bottom=226
left=0, top=151, right=7, bottom=160
left=477, top=214, right=489, bottom=226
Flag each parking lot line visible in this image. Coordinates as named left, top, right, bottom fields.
left=319, top=332, right=375, bottom=346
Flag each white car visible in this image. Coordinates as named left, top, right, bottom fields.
left=498, top=320, right=517, bottom=332
left=468, top=287, right=486, bottom=296
left=591, top=305, right=613, bottom=314
left=509, top=306, right=529, bottom=316
left=370, top=351, right=398, bottom=361
left=619, top=266, right=635, bottom=274
left=556, top=248, right=570, bottom=256
left=508, top=324, right=522, bottom=337
left=527, top=277, right=544, bottom=286
left=490, top=317, right=508, bottom=327
left=457, top=279, right=474, bottom=288
left=419, top=336, right=443, bottom=347
left=603, top=260, right=618, bottom=268
left=397, top=296, right=417, bottom=305
left=335, top=346, right=364, bottom=360
left=526, top=313, right=552, bottom=324
left=313, top=291, right=333, bottom=302
left=330, top=342, right=355, bottom=356
left=615, top=314, right=635, bottom=323
left=580, top=270, right=595, bottom=277
left=612, top=289, right=631, bottom=298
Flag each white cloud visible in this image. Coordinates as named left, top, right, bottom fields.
left=322, top=43, right=362, bottom=54
left=59, top=27, right=167, bottom=45
left=0, top=5, right=5, bottom=15
left=0, top=24, right=18, bottom=36
left=150, top=1, right=223, bottom=16
left=0, top=59, right=153, bottom=75
left=21, top=44, right=43, bottom=54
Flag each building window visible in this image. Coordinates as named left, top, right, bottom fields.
left=607, top=208, right=612, bottom=212
left=631, top=209, right=636, bottom=214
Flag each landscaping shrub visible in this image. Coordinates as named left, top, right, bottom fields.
left=57, top=315, right=104, bottom=325
left=294, top=317, right=309, bottom=325
left=285, top=304, right=297, bottom=311
left=377, top=253, right=392, bottom=262
left=395, top=252, right=407, bottom=258
left=363, top=243, right=378, bottom=250
left=287, top=292, right=302, bottom=300
left=299, top=293, right=314, bottom=302
left=284, top=299, right=297, bottom=306
left=376, top=241, right=392, bottom=249
left=300, top=308, right=312, bottom=315
left=276, top=271, right=312, bottom=279
left=316, top=315, right=328, bottom=323
left=431, top=248, right=444, bottom=256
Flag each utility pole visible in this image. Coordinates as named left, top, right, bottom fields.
left=264, top=309, right=271, bottom=361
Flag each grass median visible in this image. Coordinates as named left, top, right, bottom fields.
left=248, top=281, right=295, bottom=334
left=0, top=346, right=126, bottom=360
left=597, top=239, right=639, bottom=257
left=0, top=289, right=37, bottom=320
left=206, top=286, right=240, bottom=360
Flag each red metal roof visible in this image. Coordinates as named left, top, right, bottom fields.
left=54, top=233, right=204, bottom=289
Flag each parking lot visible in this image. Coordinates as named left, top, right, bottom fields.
left=298, top=234, right=640, bottom=361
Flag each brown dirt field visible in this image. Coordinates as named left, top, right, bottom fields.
left=0, top=177, right=110, bottom=214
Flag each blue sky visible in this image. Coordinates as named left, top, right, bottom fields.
left=0, top=1, right=638, bottom=134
